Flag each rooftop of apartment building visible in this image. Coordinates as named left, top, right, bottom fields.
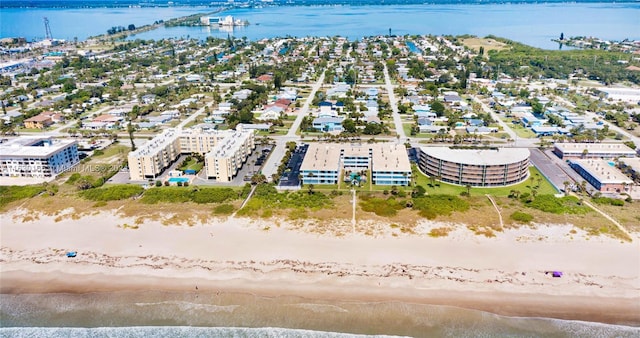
left=619, top=157, right=640, bottom=173
left=206, top=129, right=254, bottom=159
left=0, top=138, right=77, bottom=158
left=571, top=159, right=634, bottom=184
left=130, top=128, right=179, bottom=157
left=420, top=147, right=530, bottom=166
left=370, top=143, right=412, bottom=173
left=554, top=142, right=637, bottom=155
left=300, top=143, right=411, bottom=173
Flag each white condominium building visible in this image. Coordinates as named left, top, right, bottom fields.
left=205, top=128, right=255, bottom=182
left=0, top=138, right=79, bottom=178
left=127, top=126, right=255, bottom=182
left=128, top=129, right=181, bottom=180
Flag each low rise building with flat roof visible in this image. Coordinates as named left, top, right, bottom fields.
left=418, top=147, right=530, bottom=187
left=127, top=126, right=255, bottom=182
left=300, top=143, right=411, bottom=186
left=617, top=157, right=640, bottom=184
left=553, top=142, right=636, bottom=160
left=0, top=138, right=79, bottom=178
left=569, top=159, right=633, bottom=193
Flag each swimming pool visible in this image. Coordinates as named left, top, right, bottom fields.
left=607, top=161, right=615, bottom=167
left=168, top=177, right=189, bottom=183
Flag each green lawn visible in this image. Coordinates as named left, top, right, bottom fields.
left=179, top=158, right=204, bottom=172
left=93, top=144, right=129, bottom=160
left=501, top=119, right=536, bottom=138
left=414, top=165, right=557, bottom=197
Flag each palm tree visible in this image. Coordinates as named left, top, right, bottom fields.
left=579, top=180, right=587, bottom=194
left=563, top=181, right=571, bottom=194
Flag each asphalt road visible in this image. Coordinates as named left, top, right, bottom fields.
left=384, top=63, right=405, bottom=140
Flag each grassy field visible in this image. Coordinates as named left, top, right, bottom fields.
left=0, top=185, right=45, bottom=210
left=594, top=202, right=640, bottom=233
left=501, top=118, right=537, bottom=138
left=461, top=37, right=508, bottom=54
left=178, top=158, right=204, bottom=172
left=415, top=166, right=557, bottom=197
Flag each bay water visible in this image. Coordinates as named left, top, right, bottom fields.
left=1, top=3, right=639, bottom=49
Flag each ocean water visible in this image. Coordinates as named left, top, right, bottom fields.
left=1, top=3, right=639, bottom=48
left=1, top=291, right=639, bottom=337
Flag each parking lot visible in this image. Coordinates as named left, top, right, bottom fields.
left=529, top=148, right=595, bottom=192
left=191, top=144, right=274, bottom=186
left=278, top=143, right=308, bottom=188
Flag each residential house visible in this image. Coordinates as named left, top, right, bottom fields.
left=318, top=101, right=334, bottom=116
left=257, top=106, right=284, bottom=121
left=313, top=116, right=344, bottom=132
left=23, top=111, right=63, bottom=129
left=141, top=94, right=156, bottom=104
left=218, top=102, right=233, bottom=112
left=232, top=89, right=252, bottom=101
left=466, top=126, right=498, bottom=134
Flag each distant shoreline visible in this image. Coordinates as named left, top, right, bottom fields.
left=1, top=0, right=637, bottom=9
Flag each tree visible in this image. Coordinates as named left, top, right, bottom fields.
left=431, top=100, right=446, bottom=116
left=342, top=118, right=357, bottom=133
left=412, top=185, right=426, bottom=198
left=273, top=71, right=284, bottom=90
left=479, top=46, right=484, bottom=56
left=465, top=184, right=471, bottom=196
left=251, top=173, right=267, bottom=185
left=560, top=32, right=564, bottom=41
left=307, top=184, right=315, bottom=195
left=127, top=119, right=136, bottom=152
left=128, top=24, right=136, bottom=31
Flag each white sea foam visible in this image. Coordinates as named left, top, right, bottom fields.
left=290, top=303, right=350, bottom=313
left=134, top=301, right=239, bottom=313
left=0, top=326, right=403, bottom=338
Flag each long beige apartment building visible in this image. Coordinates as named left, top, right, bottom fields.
left=128, top=126, right=255, bottom=182
left=553, top=142, right=636, bottom=160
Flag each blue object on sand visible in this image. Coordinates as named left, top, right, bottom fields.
left=66, top=251, right=77, bottom=258
left=552, top=271, right=563, bottom=277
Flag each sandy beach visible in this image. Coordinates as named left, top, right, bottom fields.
left=1, top=209, right=639, bottom=327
